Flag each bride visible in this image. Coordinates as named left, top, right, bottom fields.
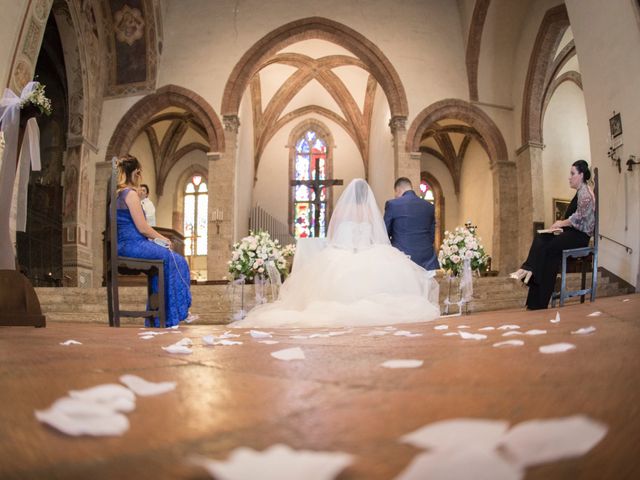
left=232, top=179, right=441, bottom=328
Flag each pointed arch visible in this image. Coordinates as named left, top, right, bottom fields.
left=105, top=84, right=225, bottom=161
left=221, top=17, right=407, bottom=118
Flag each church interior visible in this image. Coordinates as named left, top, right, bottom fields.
left=1, top=0, right=639, bottom=478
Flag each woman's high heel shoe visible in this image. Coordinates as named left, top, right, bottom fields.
left=509, top=269, right=527, bottom=281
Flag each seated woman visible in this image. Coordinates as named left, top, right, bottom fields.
left=232, top=178, right=440, bottom=328
left=115, top=155, right=192, bottom=327
left=511, top=160, right=595, bottom=310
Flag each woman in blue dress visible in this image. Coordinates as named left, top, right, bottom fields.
left=115, top=155, right=192, bottom=327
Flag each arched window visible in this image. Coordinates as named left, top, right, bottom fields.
left=292, top=129, right=329, bottom=238
left=183, top=175, right=208, bottom=256
left=419, top=179, right=435, bottom=204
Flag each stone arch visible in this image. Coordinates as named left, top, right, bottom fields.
left=105, top=84, right=225, bottom=161
left=406, top=99, right=507, bottom=163
left=221, top=16, right=408, bottom=118
left=465, top=0, right=491, bottom=101
left=521, top=4, right=570, bottom=145
left=286, top=118, right=336, bottom=237
left=407, top=99, right=516, bottom=272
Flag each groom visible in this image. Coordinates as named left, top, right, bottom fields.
left=384, top=177, right=439, bottom=271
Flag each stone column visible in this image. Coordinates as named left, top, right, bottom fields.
left=207, top=115, right=239, bottom=281
left=515, top=142, right=545, bottom=261
left=390, top=116, right=419, bottom=188
left=491, top=160, right=519, bottom=274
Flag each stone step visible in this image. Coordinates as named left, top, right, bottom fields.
left=35, top=273, right=628, bottom=324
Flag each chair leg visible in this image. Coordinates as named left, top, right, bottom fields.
left=560, top=255, right=568, bottom=307
left=580, top=258, right=587, bottom=304
left=112, top=271, right=121, bottom=328
left=591, top=253, right=598, bottom=303
left=107, top=269, right=114, bottom=327
left=157, top=264, right=166, bottom=328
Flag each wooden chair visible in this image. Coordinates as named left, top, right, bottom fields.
left=551, top=168, right=599, bottom=307
left=105, top=158, right=166, bottom=327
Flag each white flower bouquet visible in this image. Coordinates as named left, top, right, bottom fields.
left=281, top=243, right=296, bottom=258
left=438, top=221, right=490, bottom=277
left=228, top=230, right=287, bottom=281
left=20, top=82, right=52, bottom=116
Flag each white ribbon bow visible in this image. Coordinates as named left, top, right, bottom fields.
left=0, top=81, right=42, bottom=232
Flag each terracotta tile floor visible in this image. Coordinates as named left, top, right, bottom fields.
left=1, top=295, right=639, bottom=479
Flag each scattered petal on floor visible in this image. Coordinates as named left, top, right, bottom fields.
left=524, top=329, right=547, bottom=336
left=550, top=312, right=560, bottom=323
left=443, top=332, right=459, bottom=337
left=271, top=347, right=305, bottom=361
left=191, top=444, right=352, bottom=480
left=587, top=311, right=602, bottom=317
left=394, top=330, right=423, bottom=337
left=502, top=331, right=523, bottom=337
left=459, top=331, right=487, bottom=340
left=434, top=325, right=449, bottom=330
left=249, top=330, right=273, bottom=339
left=35, top=399, right=130, bottom=437
left=381, top=359, right=423, bottom=369
left=169, top=325, right=180, bottom=330
left=539, top=343, right=576, bottom=354
left=139, top=335, right=155, bottom=340
left=202, top=336, right=243, bottom=346
left=220, top=331, right=241, bottom=338
left=401, top=418, right=510, bottom=451
left=362, top=330, right=390, bottom=337
left=162, top=344, right=193, bottom=354
left=571, top=326, right=596, bottom=335
left=499, top=415, right=608, bottom=467
left=327, top=330, right=351, bottom=336
left=457, top=325, right=470, bottom=329
left=622, top=298, right=630, bottom=302
left=60, top=340, right=82, bottom=346
left=68, top=384, right=136, bottom=413
left=478, top=326, right=495, bottom=331
left=290, top=335, right=310, bottom=339
left=383, top=326, right=397, bottom=331
left=137, top=331, right=168, bottom=336
left=497, top=325, right=520, bottom=330
left=119, top=374, right=176, bottom=396
left=258, top=340, right=279, bottom=345
left=493, top=340, right=525, bottom=348
left=174, top=337, right=193, bottom=347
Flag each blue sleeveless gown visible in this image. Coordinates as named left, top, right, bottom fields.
left=116, top=188, right=192, bottom=327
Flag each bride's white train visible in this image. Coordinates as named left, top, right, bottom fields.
left=232, top=179, right=440, bottom=328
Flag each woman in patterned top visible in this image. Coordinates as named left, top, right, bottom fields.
left=511, top=160, right=595, bottom=310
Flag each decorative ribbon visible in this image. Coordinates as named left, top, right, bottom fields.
left=0, top=82, right=42, bottom=237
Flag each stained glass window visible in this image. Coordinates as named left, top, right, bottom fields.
left=292, top=130, right=328, bottom=238
left=420, top=179, right=435, bottom=204
left=184, top=175, right=208, bottom=256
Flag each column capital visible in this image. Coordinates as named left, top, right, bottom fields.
left=515, top=141, right=545, bottom=156
left=410, top=151, right=422, bottom=162
left=223, top=115, right=241, bottom=133
left=206, top=151, right=221, bottom=161
left=388, top=115, right=407, bottom=133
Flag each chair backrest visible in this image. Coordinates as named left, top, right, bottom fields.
left=105, top=158, right=119, bottom=275
left=593, top=167, right=599, bottom=250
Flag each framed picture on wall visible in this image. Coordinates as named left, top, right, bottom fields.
left=553, top=198, right=571, bottom=222
left=609, top=112, right=623, bottom=138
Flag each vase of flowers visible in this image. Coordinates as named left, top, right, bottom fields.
left=227, top=230, right=287, bottom=282
left=438, top=221, right=489, bottom=315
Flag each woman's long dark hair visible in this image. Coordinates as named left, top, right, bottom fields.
left=116, top=154, right=142, bottom=192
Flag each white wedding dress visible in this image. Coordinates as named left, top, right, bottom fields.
left=232, top=179, right=440, bottom=328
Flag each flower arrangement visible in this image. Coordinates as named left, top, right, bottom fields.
left=21, top=83, right=52, bottom=116
left=228, top=230, right=288, bottom=281
left=0, top=130, right=5, bottom=153
left=281, top=243, right=296, bottom=258
left=438, top=221, right=490, bottom=277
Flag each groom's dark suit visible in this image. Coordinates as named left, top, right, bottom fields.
left=384, top=190, right=439, bottom=270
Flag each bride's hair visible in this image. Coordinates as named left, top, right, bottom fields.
left=355, top=179, right=369, bottom=205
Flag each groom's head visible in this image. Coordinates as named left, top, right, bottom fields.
left=394, top=177, right=412, bottom=198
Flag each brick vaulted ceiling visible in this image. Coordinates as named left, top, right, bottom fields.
left=249, top=39, right=378, bottom=172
